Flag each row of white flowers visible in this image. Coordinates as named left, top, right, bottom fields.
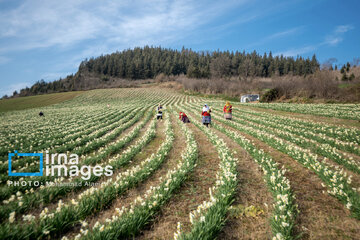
left=242, top=102, right=360, bottom=120
left=0, top=107, right=147, bottom=201
left=1, top=88, right=198, bottom=162
left=231, top=108, right=360, bottom=156
left=0, top=110, right=155, bottom=223
left=1, top=107, right=128, bottom=160
left=68, top=110, right=197, bottom=240
left=0, top=106, right=119, bottom=156
left=233, top=112, right=360, bottom=174
left=1, top=109, right=174, bottom=239
left=173, top=107, right=239, bottom=240
left=233, top=107, right=360, bottom=144
left=1, top=86, right=181, bottom=160
left=210, top=116, right=297, bottom=240
left=0, top=106, right=136, bottom=173
left=204, top=106, right=360, bottom=176
left=208, top=110, right=360, bottom=220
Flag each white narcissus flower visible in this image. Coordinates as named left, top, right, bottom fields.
left=9, top=212, right=15, bottom=223
left=81, top=220, right=88, bottom=228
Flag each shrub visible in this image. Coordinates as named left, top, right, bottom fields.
left=102, top=76, right=110, bottom=82
left=349, top=73, right=355, bottom=81
left=155, top=73, right=167, bottom=83
left=341, top=73, right=348, bottom=81
left=260, top=88, right=280, bottom=102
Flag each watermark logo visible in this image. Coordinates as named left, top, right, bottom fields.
left=8, top=151, right=113, bottom=180
left=8, top=150, right=43, bottom=177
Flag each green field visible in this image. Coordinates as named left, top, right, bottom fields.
left=0, top=88, right=360, bottom=240
left=0, top=91, right=84, bottom=112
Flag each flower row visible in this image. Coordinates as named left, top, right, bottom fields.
left=0, top=110, right=155, bottom=222
left=0, top=109, right=173, bottom=239
left=70, top=110, right=197, bottom=240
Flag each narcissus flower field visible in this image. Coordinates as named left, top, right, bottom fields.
left=0, top=88, right=359, bottom=239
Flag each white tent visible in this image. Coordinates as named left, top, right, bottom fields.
left=240, top=94, right=259, bottom=103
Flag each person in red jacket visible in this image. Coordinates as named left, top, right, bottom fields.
left=179, top=112, right=190, bottom=123
left=201, top=104, right=211, bottom=127
left=223, top=101, right=232, bottom=120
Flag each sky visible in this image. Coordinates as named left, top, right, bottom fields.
left=0, top=0, right=359, bottom=96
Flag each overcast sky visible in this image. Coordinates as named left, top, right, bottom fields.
left=0, top=0, right=359, bottom=96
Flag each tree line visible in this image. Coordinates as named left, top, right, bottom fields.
left=6, top=46, right=320, bottom=98
left=79, top=46, right=319, bottom=79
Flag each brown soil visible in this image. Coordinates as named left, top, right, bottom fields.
left=27, top=116, right=160, bottom=221
left=117, top=111, right=151, bottom=137
left=226, top=114, right=360, bottom=189
left=136, top=118, right=220, bottom=239
left=211, top=124, right=274, bottom=240
left=63, top=115, right=180, bottom=239
left=217, top=120, right=360, bottom=240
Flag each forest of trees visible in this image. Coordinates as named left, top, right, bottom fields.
left=8, top=46, right=321, bottom=98
left=79, top=46, right=320, bottom=79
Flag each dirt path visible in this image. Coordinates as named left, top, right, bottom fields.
left=26, top=113, right=155, bottom=218
left=136, top=119, right=220, bottom=239
left=41, top=118, right=163, bottom=239
left=63, top=116, right=181, bottom=239
left=216, top=120, right=360, bottom=239
left=210, top=124, right=273, bottom=240
left=115, top=110, right=150, bottom=138
left=225, top=115, right=360, bottom=189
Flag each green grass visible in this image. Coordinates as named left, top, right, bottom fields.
left=0, top=91, right=84, bottom=112
left=338, top=83, right=352, bottom=89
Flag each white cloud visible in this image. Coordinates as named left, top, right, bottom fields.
left=0, top=0, right=244, bottom=53
left=275, top=45, right=316, bottom=57
left=323, top=24, right=354, bottom=46
left=276, top=24, right=354, bottom=57
left=267, top=27, right=303, bottom=40
left=335, top=25, right=354, bottom=33
left=0, top=0, right=251, bottom=84
left=0, top=82, right=30, bottom=97
left=324, top=36, right=342, bottom=46
left=0, top=0, right=108, bottom=51
left=247, top=26, right=304, bottom=48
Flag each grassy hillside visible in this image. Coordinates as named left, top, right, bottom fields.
left=0, top=91, right=84, bottom=112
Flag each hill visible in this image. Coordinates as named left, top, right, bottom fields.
left=0, top=91, right=83, bottom=112
left=8, top=46, right=319, bottom=94
left=5, top=46, right=360, bottom=103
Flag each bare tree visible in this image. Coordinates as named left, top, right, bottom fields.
left=210, top=55, right=231, bottom=78
left=352, top=57, right=360, bottom=67
left=321, top=58, right=337, bottom=70
left=238, top=58, right=255, bottom=81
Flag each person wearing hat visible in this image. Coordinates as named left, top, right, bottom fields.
left=201, top=104, right=211, bottom=127
left=223, top=101, right=232, bottom=120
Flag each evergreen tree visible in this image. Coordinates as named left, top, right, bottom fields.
left=340, top=65, right=346, bottom=73
left=341, top=72, right=348, bottom=81
left=346, top=62, right=351, bottom=72
left=12, top=46, right=324, bottom=97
